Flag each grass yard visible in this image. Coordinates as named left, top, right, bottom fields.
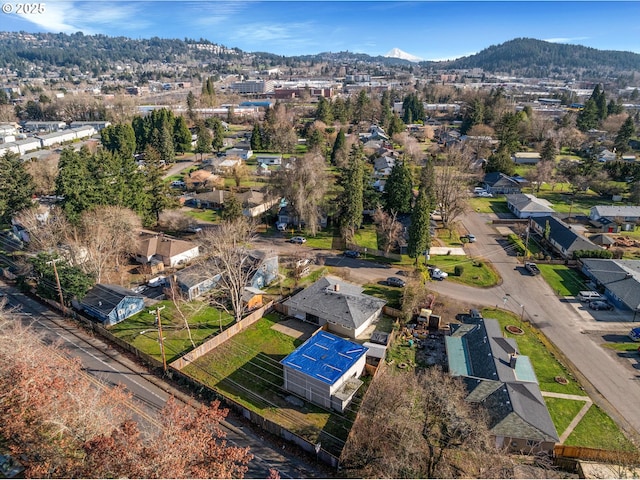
left=353, top=225, right=378, bottom=250
left=185, top=208, right=220, bottom=223
left=544, top=396, right=587, bottom=438
left=535, top=189, right=625, bottom=216
left=565, top=404, right=637, bottom=451
left=181, top=313, right=356, bottom=455
left=603, top=341, right=640, bottom=353
left=362, top=283, right=403, bottom=309
left=109, top=300, right=234, bottom=362
left=300, top=228, right=339, bottom=250
left=537, top=264, right=588, bottom=296
left=468, top=197, right=511, bottom=215
left=481, top=307, right=636, bottom=450
left=428, top=255, right=500, bottom=287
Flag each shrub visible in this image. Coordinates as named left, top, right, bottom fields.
left=454, top=265, right=464, bottom=276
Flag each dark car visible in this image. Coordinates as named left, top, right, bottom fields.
left=386, top=277, right=406, bottom=288
left=589, top=300, right=613, bottom=311
left=344, top=250, right=361, bottom=258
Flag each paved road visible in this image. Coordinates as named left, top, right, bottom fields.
left=0, top=284, right=328, bottom=479
left=427, top=212, right=640, bottom=443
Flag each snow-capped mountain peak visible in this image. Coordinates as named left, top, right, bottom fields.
left=384, top=48, right=423, bottom=63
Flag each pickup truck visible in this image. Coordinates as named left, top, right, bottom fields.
left=428, top=266, right=448, bottom=280
left=524, top=262, right=541, bottom=275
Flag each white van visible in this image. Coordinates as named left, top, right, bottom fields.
left=578, top=291, right=602, bottom=302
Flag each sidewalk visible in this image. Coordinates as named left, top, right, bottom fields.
left=541, top=391, right=593, bottom=443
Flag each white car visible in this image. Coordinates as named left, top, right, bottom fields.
left=476, top=191, right=493, bottom=197
left=428, top=267, right=448, bottom=280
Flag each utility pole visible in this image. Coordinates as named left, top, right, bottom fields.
left=47, top=258, right=66, bottom=316
left=150, top=306, right=167, bottom=372
left=524, top=216, right=531, bottom=260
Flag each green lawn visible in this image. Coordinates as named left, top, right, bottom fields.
left=109, top=300, right=234, bottom=362
left=537, top=264, right=588, bottom=296
left=353, top=225, right=378, bottom=250
left=182, top=314, right=355, bottom=455
left=468, top=197, right=511, bottom=214
left=298, top=228, right=339, bottom=250
left=362, top=283, right=403, bottom=309
left=185, top=209, right=220, bottom=223
left=428, top=255, right=500, bottom=287
left=565, top=404, right=636, bottom=451
left=544, top=397, right=587, bottom=438
left=603, top=341, right=640, bottom=353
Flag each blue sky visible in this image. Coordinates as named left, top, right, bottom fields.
left=2, top=1, right=640, bottom=60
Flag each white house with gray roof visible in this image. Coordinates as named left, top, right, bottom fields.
left=505, top=194, right=555, bottom=219
left=589, top=206, right=640, bottom=231
left=282, top=275, right=386, bottom=339
left=581, top=259, right=640, bottom=311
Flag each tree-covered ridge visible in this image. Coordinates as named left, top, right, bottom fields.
left=442, top=38, right=640, bottom=76
left=0, top=32, right=240, bottom=71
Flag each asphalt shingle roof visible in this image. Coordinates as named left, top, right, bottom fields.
left=283, top=276, right=386, bottom=331
left=531, top=216, right=601, bottom=253
left=80, top=284, right=143, bottom=317
left=582, top=258, right=640, bottom=309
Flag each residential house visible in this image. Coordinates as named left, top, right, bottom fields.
left=373, top=155, right=396, bottom=177
left=505, top=194, right=555, bottom=219
left=238, top=190, right=280, bottom=218
left=589, top=206, right=640, bottom=232
left=282, top=275, right=386, bottom=339
left=134, top=235, right=200, bottom=268
left=482, top=172, right=526, bottom=195
left=247, top=249, right=278, bottom=290
left=512, top=152, right=541, bottom=165
left=581, top=258, right=640, bottom=311
left=189, top=190, right=226, bottom=209
left=588, top=233, right=616, bottom=249
left=281, top=331, right=368, bottom=413
left=446, top=318, right=559, bottom=453
left=79, top=284, right=145, bottom=326
left=254, top=153, right=282, bottom=166
left=224, top=147, right=253, bottom=160
left=188, top=169, right=220, bottom=189
left=171, top=260, right=222, bottom=300
left=531, top=216, right=602, bottom=259
left=598, top=149, right=617, bottom=163
left=277, top=204, right=327, bottom=229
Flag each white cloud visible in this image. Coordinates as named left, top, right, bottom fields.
left=15, top=1, right=148, bottom=34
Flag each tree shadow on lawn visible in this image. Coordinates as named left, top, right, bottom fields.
left=216, top=351, right=353, bottom=457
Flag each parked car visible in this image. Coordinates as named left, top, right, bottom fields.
left=476, top=191, right=494, bottom=197
left=578, top=291, right=602, bottom=302
left=276, top=222, right=287, bottom=232
left=468, top=308, right=483, bottom=320
left=629, top=327, right=640, bottom=342
left=461, top=234, right=476, bottom=243
left=185, top=225, right=202, bottom=233
left=589, top=300, right=613, bottom=311
left=524, top=262, right=541, bottom=275
left=289, top=236, right=306, bottom=244
left=386, top=277, right=406, bottom=288
left=343, top=250, right=361, bottom=258
left=428, top=266, right=448, bottom=280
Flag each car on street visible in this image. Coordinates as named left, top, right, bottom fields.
left=589, top=300, right=613, bottom=311
left=461, top=234, right=476, bottom=243
left=385, top=277, right=406, bottom=288
left=343, top=250, right=361, bottom=258
left=289, top=236, right=306, bottom=244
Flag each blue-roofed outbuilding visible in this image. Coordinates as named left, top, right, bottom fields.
left=281, top=331, right=368, bottom=412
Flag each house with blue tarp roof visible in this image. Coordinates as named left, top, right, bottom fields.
left=281, top=331, right=368, bottom=412
left=446, top=317, right=558, bottom=454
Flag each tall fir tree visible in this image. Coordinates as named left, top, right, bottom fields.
left=407, top=188, right=431, bottom=264
left=173, top=116, right=192, bottom=154
left=384, top=161, right=414, bottom=215
left=330, top=129, right=346, bottom=166
left=0, top=152, right=35, bottom=222
left=143, top=146, right=175, bottom=225
left=55, top=147, right=92, bottom=222
left=250, top=123, right=262, bottom=151
left=615, top=116, right=636, bottom=154
left=339, top=145, right=365, bottom=242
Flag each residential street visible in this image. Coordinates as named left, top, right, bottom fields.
left=0, top=283, right=328, bottom=479
left=429, top=211, right=640, bottom=444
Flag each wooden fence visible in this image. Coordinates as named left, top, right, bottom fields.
left=169, top=301, right=273, bottom=370
left=554, top=444, right=640, bottom=464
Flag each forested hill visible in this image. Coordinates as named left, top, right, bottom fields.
left=437, top=38, right=640, bottom=77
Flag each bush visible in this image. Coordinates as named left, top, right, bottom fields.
left=454, top=265, right=464, bottom=276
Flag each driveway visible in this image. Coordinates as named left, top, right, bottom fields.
left=427, top=211, right=640, bottom=443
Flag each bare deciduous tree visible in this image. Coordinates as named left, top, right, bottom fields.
left=392, top=132, right=422, bottom=164
left=14, top=205, right=73, bottom=254
left=340, top=367, right=513, bottom=479
left=435, top=145, right=471, bottom=229
left=25, top=154, right=59, bottom=195
left=77, top=205, right=142, bottom=282
left=199, top=218, right=262, bottom=323
left=271, top=149, right=329, bottom=235
left=372, top=206, right=402, bottom=253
